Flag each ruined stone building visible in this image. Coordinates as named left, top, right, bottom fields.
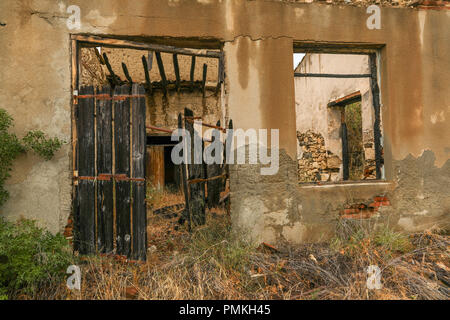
left=0, top=0, right=449, bottom=249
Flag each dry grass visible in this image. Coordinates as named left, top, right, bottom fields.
left=13, top=190, right=450, bottom=300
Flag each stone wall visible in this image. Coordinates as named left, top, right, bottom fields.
left=297, top=129, right=377, bottom=182
left=297, top=130, right=341, bottom=182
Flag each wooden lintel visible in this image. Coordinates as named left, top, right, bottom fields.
left=328, top=91, right=362, bottom=108
left=71, top=34, right=221, bottom=58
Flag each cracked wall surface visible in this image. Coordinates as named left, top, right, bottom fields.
left=0, top=0, right=448, bottom=241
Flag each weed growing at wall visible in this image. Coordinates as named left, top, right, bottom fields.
left=0, top=108, right=64, bottom=207
left=0, top=218, right=74, bottom=299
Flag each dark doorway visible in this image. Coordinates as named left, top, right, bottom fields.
left=146, top=135, right=180, bottom=190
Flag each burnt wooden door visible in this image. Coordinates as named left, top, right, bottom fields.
left=73, top=84, right=147, bottom=260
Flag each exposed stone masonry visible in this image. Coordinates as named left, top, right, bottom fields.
left=297, top=130, right=341, bottom=182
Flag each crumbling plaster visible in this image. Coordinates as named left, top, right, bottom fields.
left=0, top=0, right=448, bottom=241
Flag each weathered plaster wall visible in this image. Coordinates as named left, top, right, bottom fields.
left=0, top=0, right=448, bottom=241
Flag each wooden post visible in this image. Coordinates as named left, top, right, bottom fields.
left=178, top=113, right=191, bottom=231
left=223, top=119, right=233, bottom=192
left=155, top=51, right=167, bottom=95
left=185, top=108, right=206, bottom=226
left=207, top=120, right=222, bottom=208
left=341, top=109, right=349, bottom=181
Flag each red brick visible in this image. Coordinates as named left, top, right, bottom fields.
left=343, top=208, right=360, bottom=215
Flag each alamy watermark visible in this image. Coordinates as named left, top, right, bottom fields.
left=170, top=125, right=280, bottom=176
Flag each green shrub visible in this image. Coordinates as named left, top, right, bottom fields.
left=0, top=218, right=74, bottom=298
left=374, top=226, right=412, bottom=253
left=0, top=108, right=64, bottom=206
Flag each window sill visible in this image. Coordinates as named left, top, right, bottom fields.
left=298, top=180, right=393, bottom=189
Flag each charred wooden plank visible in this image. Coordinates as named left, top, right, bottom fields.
left=96, top=86, right=114, bottom=253
left=103, top=53, right=121, bottom=86
left=114, top=85, right=131, bottom=256
left=202, top=63, right=207, bottom=97
left=190, top=56, right=196, bottom=92
left=207, top=120, right=222, bottom=208
left=78, top=180, right=96, bottom=254
left=122, top=62, right=133, bottom=84
left=173, top=54, right=181, bottom=92
left=71, top=35, right=222, bottom=58
left=142, top=55, right=153, bottom=95
left=223, top=119, right=233, bottom=191
left=76, top=86, right=95, bottom=254
left=341, top=122, right=349, bottom=181
left=185, top=108, right=206, bottom=226
left=178, top=113, right=191, bottom=231
left=131, top=84, right=147, bottom=260
left=294, top=73, right=371, bottom=78
left=155, top=51, right=167, bottom=96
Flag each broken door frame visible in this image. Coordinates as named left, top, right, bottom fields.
left=293, top=42, right=386, bottom=182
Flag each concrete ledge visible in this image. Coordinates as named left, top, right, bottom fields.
left=298, top=180, right=394, bottom=190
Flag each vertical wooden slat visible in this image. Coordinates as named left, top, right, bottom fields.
left=223, top=119, right=233, bottom=192
left=155, top=51, right=167, bottom=95
left=202, top=63, right=207, bottom=97
left=207, top=120, right=222, bottom=208
left=122, top=62, right=133, bottom=84
left=76, top=86, right=95, bottom=254
left=178, top=113, right=191, bottom=231
left=190, top=56, right=196, bottom=91
left=142, top=55, right=153, bottom=95
left=96, top=86, right=114, bottom=253
left=173, top=54, right=181, bottom=92
left=114, top=84, right=131, bottom=257
left=131, top=84, right=147, bottom=260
